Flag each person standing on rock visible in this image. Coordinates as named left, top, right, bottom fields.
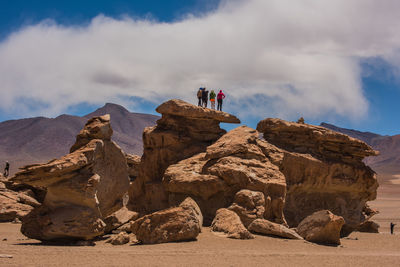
left=202, top=88, right=209, bottom=108
left=3, top=161, right=9, bottom=177
left=197, top=88, right=203, bottom=106
left=217, top=90, right=225, bottom=111
left=209, top=90, right=216, bottom=109
left=390, top=222, right=396, bottom=234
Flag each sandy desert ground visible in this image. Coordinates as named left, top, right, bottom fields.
left=0, top=171, right=399, bottom=267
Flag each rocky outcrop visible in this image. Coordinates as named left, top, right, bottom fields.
left=227, top=189, right=265, bottom=228
left=12, top=115, right=130, bottom=241
left=211, top=208, right=253, bottom=239
left=131, top=197, right=202, bottom=244
left=0, top=174, right=43, bottom=222
left=248, top=219, right=302, bottom=239
left=128, top=99, right=240, bottom=213
left=257, top=118, right=379, bottom=235
left=163, top=126, right=287, bottom=224
left=103, top=207, right=139, bottom=234
left=296, top=210, right=345, bottom=245
left=126, top=154, right=141, bottom=182
left=106, top=232, right=130, bottom=245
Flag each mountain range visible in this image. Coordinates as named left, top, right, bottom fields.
left=0, top=103, right=159, bottom=175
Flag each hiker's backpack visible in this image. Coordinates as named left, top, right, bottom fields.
left=197, top=89, right=202, bottom=98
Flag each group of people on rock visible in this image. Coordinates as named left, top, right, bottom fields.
left=197, top=87, right=226, bottom=111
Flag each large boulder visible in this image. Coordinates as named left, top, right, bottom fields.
left=248, top=219, right=302, bottom=239
left=163, top=126, right=287, bottom=224
left=211, top=208, right=253, bottom=239
left=130, top=197, right=202, bottom=244
left=12, top=115, right=130, bottom=241
left=296, top=210, right=345, bottom=245
left=128, top=99, right=240, bottom=213
left=103, top=207, right=139, bottom=234
left=257, top=118, right=379, bottom=235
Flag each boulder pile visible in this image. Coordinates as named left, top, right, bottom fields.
left=6, top=99, right=379, bottom=246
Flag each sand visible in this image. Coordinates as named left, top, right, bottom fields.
left=0, top=171, right=399, bottom=267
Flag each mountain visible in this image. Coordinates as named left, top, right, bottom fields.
left=320, top=122, right=400, bottom=174
left=0, top=103, right=159, bottom=175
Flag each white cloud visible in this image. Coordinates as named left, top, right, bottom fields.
left=1, top=0, right=400, bottom=121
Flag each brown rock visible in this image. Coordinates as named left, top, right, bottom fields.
left=131, top=197, right=202, bottom=244
left=103, top=207, right=139, bottom=234
left=211, top=208, right=254, bottom=239
left=357, top=220, right=380, bottom=233
left=126, top=154, right=141, bottom=182
left=248, top=219, right=302, bottom=239
left=12, top=115, right=130, bottom=241
left=228, top=189, right=265, bottom=228
left=257, top=118, right=379, bottom=235
left=0, top=189, right=35, bottom=222
left=128, top=99, right=240, bottom=213
left=106, top=232, right=130, bottom=245
left=296, top=210, right=345, bottom=245
left=163, top=126, right=287, bottom=224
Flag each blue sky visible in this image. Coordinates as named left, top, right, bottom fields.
left=0, top=0, right=400, bottom=136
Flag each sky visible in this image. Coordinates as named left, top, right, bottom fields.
left=0, top=0, right=400, bottom=135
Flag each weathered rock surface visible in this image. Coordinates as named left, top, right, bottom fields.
left=248, top=219, right=302, bottom=239
left=257, top=118, right=379, bottom=235
left=357, top=220, right=380, bottom=233
left=12, top=115, right=130, bottom=241
left=106, top=232, right=130, bottom=245
left=131, top=197, right=202, bottom=244
left=128, top=99, right=240, bottom=214
left=163, top=126, right=287, bottom=224
left=211, top=208, right=253, bottom=239
left=103, top=207, right=139, bottom=234
left=228, top=189, right=265, bottom=228
left=126, top=154, right=141, bottom=182
left=296, top=210, right=345, bottom=245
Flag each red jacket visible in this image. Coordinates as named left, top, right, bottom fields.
left=217, top=92, right=225, bottom=100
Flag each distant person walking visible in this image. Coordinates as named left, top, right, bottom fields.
left=217, top=90, right=225, bottom=111
left=209, top=90, right=216, bottom=110
left=390, top=222, right=396, bottom=234
left=202, top=88, right=209, bottom=108
left=3, top=161, right=9, bottom=177
left=197, top=88, right=203, bottom=107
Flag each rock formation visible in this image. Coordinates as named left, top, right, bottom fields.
left=0, top=174, right=42, bottom=222
left=211, top=208, right=254, bottom=239
left=12, top=115, right=130, bottom=241
left=296, top=210, right=345, bottom=245
left=130, top=197, right=202, bottom=244
left=163, top=126, right=287, bottom=224
left=125, top=154, right=141, bottom=182
left=257, top=118, right=379, bottom=235
left=248, top=219, right=302, bottom=239
left=128, top=99, right=240, bottom=214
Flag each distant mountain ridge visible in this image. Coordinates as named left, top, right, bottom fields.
left=321, top=122, right=400, bottom=174
left=0, top=103, right=159, bottom=175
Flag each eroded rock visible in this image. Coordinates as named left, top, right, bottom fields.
left=296, top=210, right=345, bottom=245
left=12, top=115, right=130, bottom=241
left=163, top=126, right=287, bottom=224
left=257, top=118, right=379, bottom=235
left=248, top=219, right=302, bottom=239
left=131, top=197, right=202, bottom=244
left=211, top=208, right=253, bottom=239
left=103, top=207, right=139, bottom=234
left=228, top=189, right=265, bottom=228
left=128, top=99, right=240, bottom=213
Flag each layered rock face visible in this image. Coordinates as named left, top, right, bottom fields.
left=128, top=99, right=240, bottom=213
left=12, top=115, right=130, bottom=241
left=257, top=118, right=379, bottom=234
left=163, top=126, right=287, bottom=224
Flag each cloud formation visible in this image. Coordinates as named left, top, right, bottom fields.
left=1, top=0, right=400, bottom=121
